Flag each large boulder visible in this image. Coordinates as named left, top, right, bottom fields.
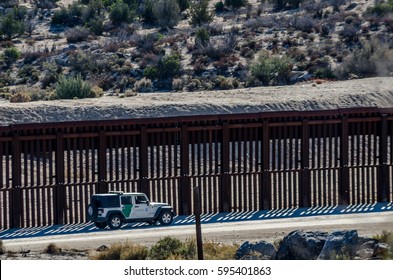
left=236, top=241, right=276, bottom=260
left=318, top=230, right=359, bottom=260
left=275, top=230, right=328, bottom=260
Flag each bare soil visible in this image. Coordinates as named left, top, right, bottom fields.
left=1, top=77, right=393, bottom=126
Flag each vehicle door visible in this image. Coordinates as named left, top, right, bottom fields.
left=131, top=194, right=151, bottom=218
left=120, top=195, right=134, bottom=219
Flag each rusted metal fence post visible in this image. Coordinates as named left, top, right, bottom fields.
left=55, top=132, right=65, bottom=225
left=140, top=126, right=149, bottom=196
left=180, top=125, right=191, bottom=215
left=194, top=186, right=203, bottom=260
left=11, top=132, right=22, bottom=228
left=378, top=114, right=388, bottom=202
left=340, top=116, right=350, bottom=205
left=261, top=120, right=271, bottom=210
left=221, top=122, right=230, bottom=212
left=300, top=119, right=311, bottom=207
left=98, top=130, right=108, bottom=193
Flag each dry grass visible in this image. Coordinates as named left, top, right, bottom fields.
left=92, top=242, right=148, bottom=260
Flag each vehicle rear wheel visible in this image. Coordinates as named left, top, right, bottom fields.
left=94, top=222, right=107, bottom=229
left=158, top=211, right=173, bottom=226
left=87, top=203, right=97, bottom=220
left=108, top=214, right=123, bottom=229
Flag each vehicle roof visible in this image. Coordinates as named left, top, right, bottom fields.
left=92, top=192, right=147, bottom=196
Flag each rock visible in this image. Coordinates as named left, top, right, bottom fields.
left=358, top=248, right=374, bottom=259
left=318, top=230, right=359, bottom=260
left=373, top=243, right=390, bottom=257
left=275, top=230, right=328, bottom=260
left=236, top=241, right=276, bottom=260
left=96, top=245, right=108, bottom=252
left=358, top=240, right=377, bottom=251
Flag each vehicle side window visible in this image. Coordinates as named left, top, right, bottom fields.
left=121, top=196, right=132, bottom=205
left=135, top=195, right=147, bottom=204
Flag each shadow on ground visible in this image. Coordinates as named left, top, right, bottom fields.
left=1, top=202, right=392, bottom=240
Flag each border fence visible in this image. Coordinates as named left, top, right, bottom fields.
left=1, top=107, right=393, bottom=229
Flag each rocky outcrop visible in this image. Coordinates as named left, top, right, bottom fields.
left=236, top=230, right=390, bottom=260
left=236, top=241, right=276, bottom=260
left=275, top=230, right=328, bottom=260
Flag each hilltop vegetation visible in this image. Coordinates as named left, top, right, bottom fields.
left=0, top=0, right=392, bottom=101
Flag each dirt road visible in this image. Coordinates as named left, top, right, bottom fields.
left=1, top=211, right=392, bottom=259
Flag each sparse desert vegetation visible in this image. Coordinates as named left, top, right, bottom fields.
left=0, top=0, right=392, bottom=102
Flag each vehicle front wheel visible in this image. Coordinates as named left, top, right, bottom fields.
left=94, top=222, right=107, bottom=229
left=158, top=211, right=173, bottom=226
left=108, top=214, right=123, bottom=230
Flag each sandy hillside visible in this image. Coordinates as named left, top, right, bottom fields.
left=0, top=77, right=393, bottom=126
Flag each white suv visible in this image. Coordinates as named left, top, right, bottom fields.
left=87, top=191, right=175, bottom=229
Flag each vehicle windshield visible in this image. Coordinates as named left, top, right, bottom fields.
left=91, top=195, right=120, bottom=208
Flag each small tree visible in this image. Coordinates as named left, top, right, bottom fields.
left=224, top=0, right=248, bottom=9
left=189, top=0, right=214, bottom=27
left=0, top=13, right=25, bottom=40
left=153, top=0, right=181, bottom=29
left=56, top=75, right=94, bottom=99
left=250, top=51, right=293, bottom=86
left=109, top=0, right=135, bottom=26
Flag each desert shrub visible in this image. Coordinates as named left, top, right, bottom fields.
left=0, top=240, right=4, bottom=255
left=51, top=2, right=83, bottom=26
left=290, top=15, right=316, bottom=33
left=0, top=13, right=25, bottom=40
left=270, top=0, right=305, bottom=11
left=139, top=0, right=156, bottom=24
left=225, top=0, right=248, bottom=9
left=373, top=231, right=393, bottom=260
left=86, top=18, right=104, bottom=35
left=10, top=92, right=31, bottom=103
left=144, top=53, right=181, bottom=79
left=68, top=51, right=98, bottom=75
left=195, top=28, right=210, bottom=48
left=55, top=75, right=94, bottom=99
left=44, top=243, right=61, bottom=254
left=158, top=53, right=181, bottom=78
left=339, top=24, right=359, bottom=44
left=18, top=65, right=40, bottom=84
left=2, top=46, right=21, bottom=62
left=215, top=1, right=225, bottom=13
left=65, top=26, right=90, bottom=43
left=130, top=33, right=158, bottom=53
left=133, top=77, right=153, bottom=92
left=148, top=236, right=185, bottom=260
left=366, top=0, right=393, bottom=16
left=189, top=0, right=214, bottom=27
left=153, top=0, right=181, bottom=29
left=172, top=78, right=184, bottom=91
left=194, top=34, right=236, bottom=60
left=110, top=0, right=135, bottom=26
left=249, top=50, right=293, bottom=86
left=177, top=0, right=190, bottom=12
left=313, top=67, right=336, bottom=79
left=94, top=242, right=148, bottom=260
left=203, top=240, right=238, bottom=260
left=335, top=39, right=393, bottom=78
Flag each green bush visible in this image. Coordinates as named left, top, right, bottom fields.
left=153, top=0, right=181, bottom=29
left=189, top=0, right=214, bottom=27
left=110, top=0, right=135, bottom=26
left=366, top=0, right=393, bottom=16
left=65, top=26, right=90, bottom=43
left=0, top=13, right=25, bottom=40
left=148, top=236, right=185, bottom=260
left=195, top=28, right=210, bottom=48
left=2, top=47, right=21, bottom=62
left=139, top=0, right=156, bottom=24
left=55, top=75, right=94, bottom=99
left=224, top=0, right=248, bottom=9
left=177, top=0, right=190, bottom=12
left=250, top=51, right=293, bottom=86
left=215, top=1, right=225, bottom=13
left=144, top=53, right=181, bottom=79
left=51, top=2, right=84, bottom=26
left=86, top=18, right=104, bottom=35
left=94, top=242, right=148, bottom=260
